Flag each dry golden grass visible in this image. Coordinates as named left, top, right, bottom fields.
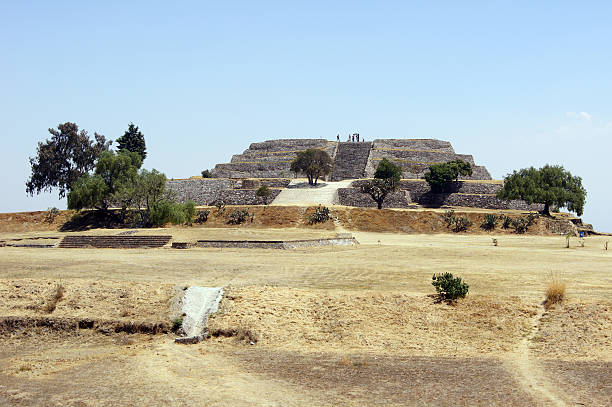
left=544, top=274, right=566, bottom=308
left=41, top=283, right=64, bottom=314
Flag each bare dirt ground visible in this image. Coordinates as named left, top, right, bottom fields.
left=0, top=210, right=610, bottom=406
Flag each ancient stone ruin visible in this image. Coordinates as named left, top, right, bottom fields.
left=166, top=138, right=542, bottom=211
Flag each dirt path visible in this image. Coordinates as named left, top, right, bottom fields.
left=506, top=304, right=568, bottom=406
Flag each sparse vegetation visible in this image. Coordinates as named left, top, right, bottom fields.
left=41, top=283, right=65, bottom=313
left=307, top=205, right=332, bottom=224
left=172, top=318, right=183, bottom=332
left=442, top=210, right=472, bottom=232
left=544, top=276, right=566, bottom=308
left=480, top=214, right=498, bottom=231
left=44, top=207, right=60, bottom=223
left=431, top=272, right=469, bottom=301
left=195, top=210, right=210, bottom=224
left=256, top=185, right=272, bottom=205
left=201, top=169, right=213, bottom=178
left=215, top=200, right=226, bottom=214
left=511, top=217, right=528, bottom=234
left=228, top=209, right=252, bottom=225
left=501, top=215, right=512, bottom=229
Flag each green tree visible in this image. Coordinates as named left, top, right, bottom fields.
left=360, top=158, right=402, bottom=209
left=290, top=149, right=333, bottom=185
left=424, top=159, right=473, bottom=193
left=26, top=122, right=111, bottom=198
left=497, top=165, right=586, bottom=216
left=67, top=150, right=141, bottom=213
left=116, top=123, right=147, bottom=163
left=201, top=169, right=213, bottom=178
left=256, top=185, right=272, bottom=205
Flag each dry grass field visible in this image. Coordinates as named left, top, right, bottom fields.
left=0, top=209, right=610, bottom=406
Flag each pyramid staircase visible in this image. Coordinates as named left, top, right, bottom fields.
left=330, top=142, right=372, bottom=181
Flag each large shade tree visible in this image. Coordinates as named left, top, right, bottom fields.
left=360, top=158, right=402, bottom=209
left=290, top=149, right=333, bottom=185
left=26, top=122, right=111, bottom=198
left=497, top=165, right=586, bottom=216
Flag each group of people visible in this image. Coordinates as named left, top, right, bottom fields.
left=336, top=133, right=363, bottom=143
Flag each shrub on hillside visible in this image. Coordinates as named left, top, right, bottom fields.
left=480, top=214, right=498, bottom=231
left=443, top=210, right=456, bottom=227
left=201, top=169, right=212, bottom=178
left=511, top=217, right=528, bottom=234
left=228, top=209, right=252, bottom=225
left=195, top=210, right=210, bottom=224
left=431, top=273, right=469, bottom=301
left=501, top=215, right=512, bottom=229
left=307, top=205, right=332, bottom=224
left=149, top=200, right=196, bottom=227
left=44, top=207, right=60, bottom=223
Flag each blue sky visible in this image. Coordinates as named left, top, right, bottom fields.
left=1, top=1, right=611, bottom=231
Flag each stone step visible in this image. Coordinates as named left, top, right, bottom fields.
left=330, top=142, right=372, bottom=181
left=58, top=235, right=172, bottom=249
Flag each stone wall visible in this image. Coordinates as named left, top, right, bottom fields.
left=337, top=188, right=412, bottom=208
left=212, top=139, right=336, bottom=179
left=166, top=179, right=233, bottom=205
left=341, top=179, right=542, bottom=211
left=196, top=237, right=358, bottom=249
left=367, top=139, right=492, bottom=180
left=166, top=178, right=282, bottom=205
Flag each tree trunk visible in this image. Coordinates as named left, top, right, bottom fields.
left=377, top=199, right=383, bottom=210
left=542, top=202, right=551, bottom=217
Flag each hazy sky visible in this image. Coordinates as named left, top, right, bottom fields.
left=2, top=1, right=611, bottom=231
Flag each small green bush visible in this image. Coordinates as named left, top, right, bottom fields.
left=171, top=317, right=183, bottom=332
left=201, top=169, right=212, bottom=178
left=228, top=209, right=252, bottom=225
left=480, top=214, right=498, bottom=231
left=432, top=272, right=469, bottom=301
left=256, top=185, right=272, bottom=204
left=307, top=205, right=331, bottom=224
left=149, top=200, right=196, bottom=227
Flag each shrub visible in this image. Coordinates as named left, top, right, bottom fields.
left=149, top=200, right=196, bottom=227
left=480, top=214, right=498, bottom=231
left=501, top=215, right=512, bottom=229
left=431, top=273, right=469, bottom=301
left=511, top=217, right=528, bottom=234
left=307, top=205, right=331, bottom=224
left=544, top=278, right=566, bottom=308
left=171, top=318, right=183, bottom=332
left=42, top=283, right=65, bottom=313
left=526, top=213, right=539, bottom=226
left=256, top=185, right=272, bottom=205
left=442, top=210, right=472, bottom=232
left=195, top=210, right=210, bottom=224
left=44, top=207, right=60, bottom=223
left=214, top=200, right=226, bottom=214
left=228, top=209, right=252, bottom=225
left=443, top=210, right=456, bottom=227
left=201, top=169, right=212, bottom=178
left=452, top=216, right=472, bottom=232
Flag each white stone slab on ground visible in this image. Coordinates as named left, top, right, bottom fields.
left=175, top=286, right=223, bottom=344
